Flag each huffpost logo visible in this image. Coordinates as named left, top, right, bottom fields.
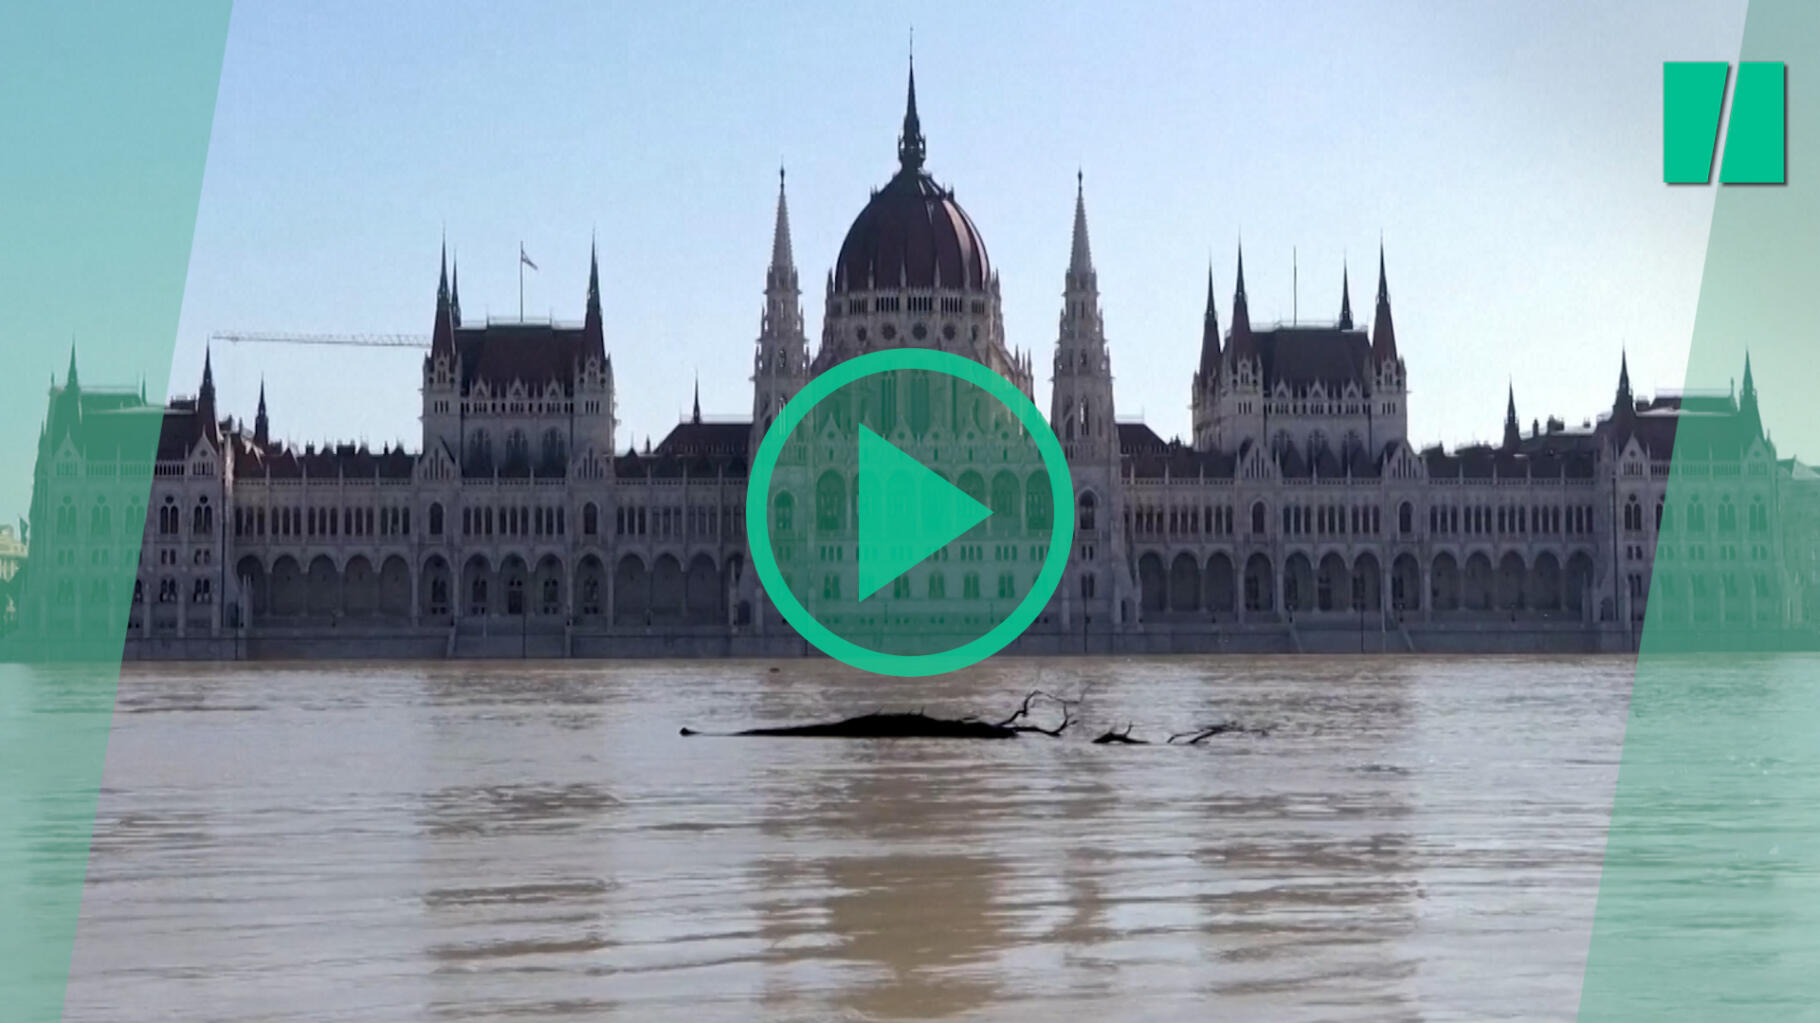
left=1664, top=61, right=1786, bottom=184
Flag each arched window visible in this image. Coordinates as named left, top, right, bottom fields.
left=583, top=503, right=599, bottom=536
left=1251, top=501, right=1267, bottom=535
left=465, top=430, right=493, bottom=475
left=774, top=492, right=795, bottom=534
left=1078, top=491, right=1098, bottom=532
left=1749, top=497, right=1768, bottom=534
left=816, top=472, right=846, bottom=531
left=1398, top=501, right=1413, bottom=535
left=503, top=430, right=531, bottom=476
left=1718, top=496, right=1737, bottom=534
left=540, top=428, right=567, bottom=475
left=429, top=502, right=444, bottom=536
left=1624, top=495, right=1642, bottom=532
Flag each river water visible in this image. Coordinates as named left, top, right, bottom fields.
left=63, top=656, right=1632, bottom=1021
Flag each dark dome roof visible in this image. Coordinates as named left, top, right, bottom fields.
left=834, top=169, right=991, bottom=293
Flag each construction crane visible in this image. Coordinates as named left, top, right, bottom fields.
left=210, top=330, right=429, bottom=349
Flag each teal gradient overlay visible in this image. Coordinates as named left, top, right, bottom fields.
left=1721, top=62, right=1787, bottom=183
left=0, top=4, right=229, bottom=1020
left=1664, top=61, right=1730, bottom=183
left=1581, top=2, right=1820, bottom=1018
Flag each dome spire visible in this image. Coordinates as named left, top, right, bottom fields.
left=898, top=50, right=925, bottom=173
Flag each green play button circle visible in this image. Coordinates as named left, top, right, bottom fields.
left=746, top=348, right=1074, bottom=676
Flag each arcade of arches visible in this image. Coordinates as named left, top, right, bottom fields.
left=1134, top=548, right=1604, bottom=619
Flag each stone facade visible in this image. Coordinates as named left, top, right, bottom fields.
left=15, top=67, right=1807, bottom=659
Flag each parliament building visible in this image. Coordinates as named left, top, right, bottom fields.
left=20, top=67, right=1802, bottom=658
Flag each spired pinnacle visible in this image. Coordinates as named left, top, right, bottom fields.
left=1069, top=170, right=1093, bottom=275
left=1199, top=264, right=1221, bottom=378
left=897, top=54, right=926, bottom=173
left=1339, top=261, right=1353, bottom=330
left=771, top=165, right=794, bottom=271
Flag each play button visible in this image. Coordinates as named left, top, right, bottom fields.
left=747, top=348, right=1074, bottom=677
left=856, top=424, right=992, bottom=600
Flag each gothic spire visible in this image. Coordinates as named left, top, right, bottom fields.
left=1371, top=242, right=1398, bottom=361
left=450, top=252, right=462, bottom=328
left=1614, top=349, right=1633, bottom=417
left=200, top=343, right=216, bottom=408
left=65, top=342, right=79, bottom=391
left=691, top=374, right=702, bottom=424
left=1503, top=382, right=1520, bottom=449
left=431, top=240, right=454, bottom=360
left=584, top=236, right=604, bottom=355
left=1069, top=169, right=1093, bottom=276
left=1228, top=241, right=1256, bottom=363
left=771, top=166, right=794, bottom=272
left=254, top=377, right=270, bottom=446
left=1338, top=261, right=1354, bottom=330
left=1740, top=350, right=1762, bottom=438
left=1198, top=264, right=1221, bottom=378
left=897, top=55, right=926, bottom=174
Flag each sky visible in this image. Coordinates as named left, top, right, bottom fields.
left=130, top=1, right=1747, bottom=473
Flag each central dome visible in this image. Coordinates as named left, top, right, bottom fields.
left=834, top=171, right=991, bottom=292
left=832, top=63, right=991, bottom=293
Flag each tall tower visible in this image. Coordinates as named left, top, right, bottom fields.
left=750, top=168, right=809, bottom=454
left=1212, top=245, right=1264, bottom=451
left=1048, top=174, right=1134, bottom=627
left=1369, top=245, right=1408, bottom=449
left=254, top=379, right=269, bottom=447
left=421, top=242, right=460, bottom=459
left=1190, top=268, right=1220, bottom=449
left=575, top=240, right=616, bottom=461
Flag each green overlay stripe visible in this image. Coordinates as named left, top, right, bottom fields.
left=1581, top=1, right=1820, bottom=1017
left=0, top=4, right=230, bottom=1021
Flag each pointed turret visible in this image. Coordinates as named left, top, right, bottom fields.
left=1740, top=351, right=1762, bottom=439
left=1069, top=170, right=1093, bottom=278
left=65, top=344, right=80, bottom=392
left=1338, top=262, right=1354, bottom=330
left=200, top=344, right=216, bottom=412
left=1503, top=383, right=1520, bottom=449
left=1614, top=349, right=1633, bottom=416
left=753, top=168, right=810, bottom=452
left=584, top=237, right=605, bottom=359
left=691, top=375, right=702, bottom=425
left=1227, top=242, right=1256, bottom=363
left=254, top=377, right=270, bottom=446
left=450, top=254, right=462, bottom=328
left=1371, top=244, right=1398, bottom=361
left=771, top=167, right=794, bottom=272
left=897, top=56, right=926, bottom=173
left=1197, top=266, right=1221, bottom=379
left=430, top=240, right=455, bottom=361
left=768, top=167, right=799, bottom=298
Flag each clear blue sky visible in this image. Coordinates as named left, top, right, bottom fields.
left=153, top=0, right=1744, bottom=461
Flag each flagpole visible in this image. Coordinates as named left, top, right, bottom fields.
left=519, top=242, right=525, bottom=321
